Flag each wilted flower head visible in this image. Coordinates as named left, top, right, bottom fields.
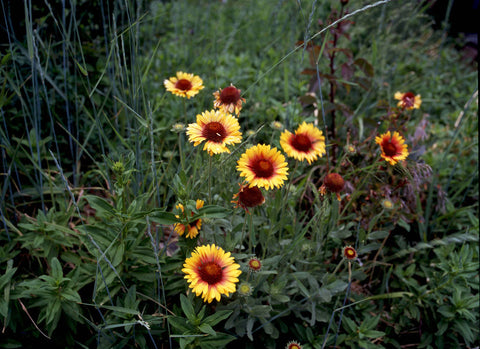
left=213, top=84, right=246, bottom=115
left=320, top=173, right=345, bottom=201
left=232, top=183, right=265, bottom=213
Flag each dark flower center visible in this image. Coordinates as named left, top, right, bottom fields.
left=198, top=261, right=223, bottom=284
left=382, top=140, right=399, bottom=157
left=252, top=159, right=274, bottom=178
left=238, top=186, right=265, bottom=208
left=220, top=86, right=241, bottom=104
left=291, top=133, right=313, bottom=152
left=324, top=173, right=345, bottom=193
left=202, top=122, right=227, bottom=143
left=175, top=79, right=193, bottom=91
left=402, top=92, right=415, bottom=108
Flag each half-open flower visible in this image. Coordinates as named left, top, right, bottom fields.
left=182, top=244, right=242, bottom=303
left=375, top=131, right=409, bottom=165
left=394, top=91, right=421, bottom=110
left=237, top=144, right=289, bottom=190
left=187, top=110, right=242, bottom=155
left=280, top=122, right=326, bottom=164
left=164, top=71, right=204, bottom=99
left=343, top=245, right=357, bottom=260
left=174, top=199, right=204, bottom=239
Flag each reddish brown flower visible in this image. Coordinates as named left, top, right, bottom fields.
left=232, top=183, right=265, bottom=213
left=319, top=173, right=345, bottom=201
left=213, top=84, right=246, bottom=115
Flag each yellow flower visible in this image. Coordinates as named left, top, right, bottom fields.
left=182, top=244, right=242, bottom=303
left=237, top=144, right=289, bottom=190
left=213, top=84, right=246, bottom=115
left=375, top=131, right=409, bottom=165
left=186, top=110, right=242, bottom=155
left=394, top=91, right=421, bottom=110
left=174, top=199, right=204, bottom=239
left=164, top=71, right=204, bottom=99
left=280, top=122, right=326, bottom=164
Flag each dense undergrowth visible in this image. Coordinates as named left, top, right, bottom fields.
left=0, top=0, right=478, bottom=348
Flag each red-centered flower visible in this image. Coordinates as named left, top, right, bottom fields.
left=247, top=257, right=262, bottom=272
left=343, top=245, right=357, bottom=260
left=182, top=244, right=242, bottom=303
left=187, top=110, right=242, bottom=155
left=394, top=91, right=422, bottom=110
left=232, top=183, right=265, bottom=213
left=237, top=144, right=289, bottom=190
left=164, top=72, right=204, bottom=99
left=280, top=122, right=326, bottom=164
left=375, top=131, right=409, bottom=165
left=213, top=84, right=246, bottom=115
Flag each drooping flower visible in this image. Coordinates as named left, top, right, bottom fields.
left=182, top=244, right=242, bottom=303
left=375, top=131, right=409, bottom=165
left=232, top=182, right=265, bottom=213
left=237, top=144, right=289, bottom=190
left=213, top=84, right=246, bottom=115
left=343, top=245, right=357, bottom=260
left=247, top=257, right=262, bottom=272
left=286, top=340, right=303, bottom=349
left=394, top=91, right=422, bottom=110
left=187, top=110, right=242, bottom=155
left=237, top=282, right=254, bottom=297
left=280, top=122, right=326, bottom=164
left=164, top=71, right=204, bottom=99
left=174, top=199, right=204, bottom=239
left=319, top=173, right=345, bottom=201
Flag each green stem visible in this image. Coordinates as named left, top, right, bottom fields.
left=208, top=156, right=212, bottom=203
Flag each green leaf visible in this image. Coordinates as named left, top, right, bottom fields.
left=203, top=310, right=232, bottom=327
left=50, top=257, right=63, bottom=281
left=84, top=195, right=117, bottom=217
left=198, top=323, right=216, bottom=336
left=180, top=294, right=196, bottom=322
left=148, top=211, right=179, bottom=225
left=191, top=205, right=232, bottom=220
left=168, top=316, right=193, bottom=333
left=198, top=333, right=236, bottom=349
left=362, top=329, right=385, bottom=338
